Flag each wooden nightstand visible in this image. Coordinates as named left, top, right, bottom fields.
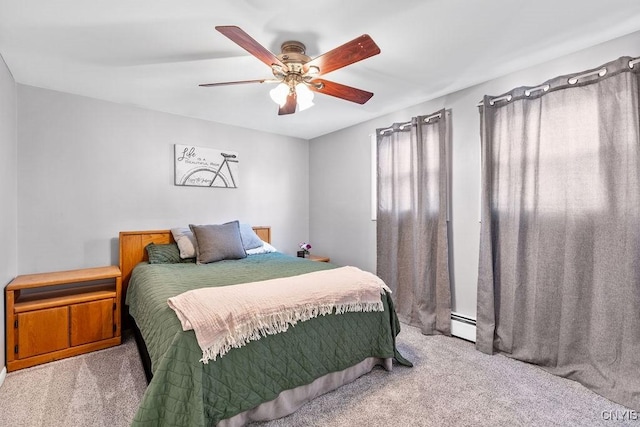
left=308, top=255, right=330, bottom=263
left=5, top=266, right=122, bottom=372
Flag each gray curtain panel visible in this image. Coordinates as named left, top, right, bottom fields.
left=376, top=109, right=451, bottom=335
left=477, top=56, right=640, bottom=411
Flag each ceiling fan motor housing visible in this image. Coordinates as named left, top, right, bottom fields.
left=277, top=41, right=310, bottom=75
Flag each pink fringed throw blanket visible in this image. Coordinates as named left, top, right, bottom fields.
left=167, top=266, right=390, bottom=363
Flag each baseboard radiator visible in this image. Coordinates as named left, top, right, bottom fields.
left=451, top=312, right=476, bottom=342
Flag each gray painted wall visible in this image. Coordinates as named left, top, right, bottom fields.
left=0, top=54, right=18, bottom=370
left=17, top=85, right=310, bottom=274
left=309, top=30, right=640, bottom=319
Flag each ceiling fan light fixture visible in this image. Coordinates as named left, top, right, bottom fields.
left=269, top=83, right=290, bottom=106
left=296, top=83, right=315, bottom=111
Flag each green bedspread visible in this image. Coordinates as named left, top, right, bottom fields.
left=126, top=252, right=410, bottom=426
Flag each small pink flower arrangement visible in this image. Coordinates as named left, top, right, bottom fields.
left=299, top=242, right=312, bottom=255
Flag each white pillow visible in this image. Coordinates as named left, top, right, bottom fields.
left=170, top=227, right=197, bottom=259
left=245, top=242, right=278, bottom=255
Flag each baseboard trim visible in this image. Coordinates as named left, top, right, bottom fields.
left=0, top=366, right=6, bottom=389
left=451, top=312, right=476, bottom=342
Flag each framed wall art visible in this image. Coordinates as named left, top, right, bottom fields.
left=174, top=144, right=239, bottom=188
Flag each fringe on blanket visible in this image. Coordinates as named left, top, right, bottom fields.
left=201, top=300, right=385, bottom=363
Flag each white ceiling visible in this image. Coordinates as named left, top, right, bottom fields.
left=2, top=0, right=640, bottom=139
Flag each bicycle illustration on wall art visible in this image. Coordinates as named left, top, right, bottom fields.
left=174, top=144, right=239, bottom=188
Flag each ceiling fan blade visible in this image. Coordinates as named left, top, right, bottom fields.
left=278, top=91, right=297, bottom=115
left=199, top=79, right=279, bottom=87
left=216, top=26, right=287, bottom=71
left=309, top=79, right=374, bottom=104
left=305, top=35, right=380, bottom=76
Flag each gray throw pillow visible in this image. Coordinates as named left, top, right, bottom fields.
left=239, top=223, right=264, bottom=250
left=189, top=221, right=247, bottom=264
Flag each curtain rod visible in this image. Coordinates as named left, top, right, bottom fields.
left=378, top=112, right=443, bottom=135
left=477, top=56, right=640, bottom=107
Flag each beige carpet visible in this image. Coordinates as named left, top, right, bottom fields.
left=0, top=332, right=147, bottom=427
left=253, top=325, right=637, bottom=427
left=0, top=326, right=635, bottom=426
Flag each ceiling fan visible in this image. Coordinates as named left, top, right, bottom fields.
left=199, top=26, right=381, bottom=115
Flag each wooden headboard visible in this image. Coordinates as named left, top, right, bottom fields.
left=119, top=226, right=271, bottom=303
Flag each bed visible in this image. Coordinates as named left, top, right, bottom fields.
left=120, top=226, right=411, bottom=426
